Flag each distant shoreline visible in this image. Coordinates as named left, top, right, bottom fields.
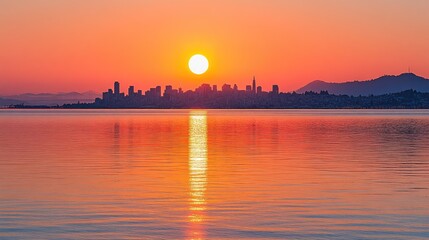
left=4, top=89, right=429, bottom=110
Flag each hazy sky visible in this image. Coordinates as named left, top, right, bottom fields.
left=0, top=0, right=428, bottom=94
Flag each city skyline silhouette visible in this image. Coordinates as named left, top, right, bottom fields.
left=58, top=72, right=429, bottom=109
left=4, top=72, right=429, bottom=109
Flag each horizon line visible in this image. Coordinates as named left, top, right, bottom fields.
left=0, top=71, right=424, bottom=96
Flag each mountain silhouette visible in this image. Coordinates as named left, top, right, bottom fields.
left=1, top=91, right=100, bottom=106
left=0, top=97, right=24, bottom=106
left=296, top=73, right=429, bottom=96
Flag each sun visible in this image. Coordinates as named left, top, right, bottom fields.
left=189, top=54, right=209, bottom=75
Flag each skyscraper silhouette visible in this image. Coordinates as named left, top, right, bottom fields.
left=114, top=81, right=120, bottom=95
left=272, top=85, right=279, bottom=94
left=128, top=86, right=134, bottom=96
left=252, top=76, right=256, bottom=94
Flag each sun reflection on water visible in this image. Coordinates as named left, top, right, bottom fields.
left=188, top=111, right=208, bottom=240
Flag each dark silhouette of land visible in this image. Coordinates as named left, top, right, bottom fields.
left=297, top=73, right=429, bottom=96
left=1, top=92, right=99, bottom=106
left=7, top=73, right=429, bottom=109
left=0, top=97, right=24, bottom=106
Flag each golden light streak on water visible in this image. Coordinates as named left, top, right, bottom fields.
left=187, top=111, right=208, bottom=239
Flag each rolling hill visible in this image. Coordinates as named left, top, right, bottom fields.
left=0, top=91, right=100, bottom=106
left=296, top=73, right=429, bottom=96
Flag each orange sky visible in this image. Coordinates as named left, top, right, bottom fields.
left=0, top=0, right=428, bottom=95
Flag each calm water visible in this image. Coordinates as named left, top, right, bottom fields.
left=0, top=109, right=428, bottom=239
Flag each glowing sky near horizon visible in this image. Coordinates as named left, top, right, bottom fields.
left=0, top=0, right=428, bottom=94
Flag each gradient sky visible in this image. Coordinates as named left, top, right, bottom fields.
left=0, top=0, right=428, bottom=95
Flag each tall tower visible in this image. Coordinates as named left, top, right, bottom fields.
left=128, top=86, right=134, bottom=96
left=252, top=76, right=256, bottom=94
left=114, top=81, right=120, bottom=95
left=272, top=85, right=279, bottom=94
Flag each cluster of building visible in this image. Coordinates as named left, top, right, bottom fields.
left=96, top=77, right=280, bottom=108
left=62, top=79, right=429, bottom=109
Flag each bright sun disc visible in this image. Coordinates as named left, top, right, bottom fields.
left=189, top=54, right=209, bottom=75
